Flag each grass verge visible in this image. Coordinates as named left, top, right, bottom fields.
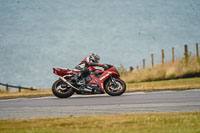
left=0, top=112, right=200, bottom=133
left=126, top=77, right=200, bottom=92
left=0, top=89, right=52, bottom=99
left=121, top=56, right=200, bottom=83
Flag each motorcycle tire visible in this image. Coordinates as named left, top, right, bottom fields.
left=105, top=78, right=126, bottom=96
left=52, top=79, right=74, bottom=98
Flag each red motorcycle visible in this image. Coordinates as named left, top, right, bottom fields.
left=52, top=64, right=126, bottom=98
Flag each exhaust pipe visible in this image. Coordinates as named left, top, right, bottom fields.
left=59, top=76, right=79, bottom=90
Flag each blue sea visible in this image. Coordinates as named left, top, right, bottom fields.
left=0, top=0, right=200, bottom=88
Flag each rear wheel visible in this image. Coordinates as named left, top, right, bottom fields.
left=52, top=79, right=74, bottom=98
left=105, top=78, right=126, bottom=96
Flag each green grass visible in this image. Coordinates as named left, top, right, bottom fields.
left=0, top=112, right=200, bottom=133
left=0, top=89, right=52, bottom=99
left=126, top=77, right=200, bottom=92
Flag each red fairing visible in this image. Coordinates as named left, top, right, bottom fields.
left=107, top=67, right=120, bottom=76
left=88, top=66, right=120, bottom=92
left=53, top=68, right=77, bottom=77
left=88, top=66, right=96, bottom=70
left=89, top=75, right=98, bottom=84
left=80, top=57, right=87, bottom=63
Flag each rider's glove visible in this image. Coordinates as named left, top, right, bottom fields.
left=101, top=64, right=108, bottom=69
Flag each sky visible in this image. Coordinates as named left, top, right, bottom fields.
left=0, top=0, right=200, bottom=88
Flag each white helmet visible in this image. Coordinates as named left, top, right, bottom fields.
left=89, top=53, right=100, bottom=63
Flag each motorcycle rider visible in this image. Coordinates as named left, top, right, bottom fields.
left=72, top=53, right=106, bottom=83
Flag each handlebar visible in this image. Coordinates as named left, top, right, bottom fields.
left=103, top=64, right=113, bottom=70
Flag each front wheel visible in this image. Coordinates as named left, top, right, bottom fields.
left=52, top=79, right=74, bottom=98
left=105, top=78, right=126, bottom=96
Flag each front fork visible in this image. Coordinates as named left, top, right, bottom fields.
left=110, top=76, right=119, bottom=88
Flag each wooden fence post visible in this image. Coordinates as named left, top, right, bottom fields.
left=143, top=59, right=145, bottom=69
left=6, top=84, right=9, bottom=92
left=137, top=66, right=139, bottom=71
left=161, top=49, right=164, bottom=65
left=19, top=86, right=21, bottom=92
left=129, top=66, right=134, bottom=72
left=196, top=43, right=199, bottom=57
left=184, top=44, right=189, bottom=65
left=184, top=44, right=188, bottom=58
left=151, top=54, right=154, bottom=67
left=172, top=47, right=175, bottom=63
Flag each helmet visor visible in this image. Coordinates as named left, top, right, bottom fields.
left=96, top=58, right=100, bottom=63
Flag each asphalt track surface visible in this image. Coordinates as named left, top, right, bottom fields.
left=0, top=89, right=200, bottom=119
